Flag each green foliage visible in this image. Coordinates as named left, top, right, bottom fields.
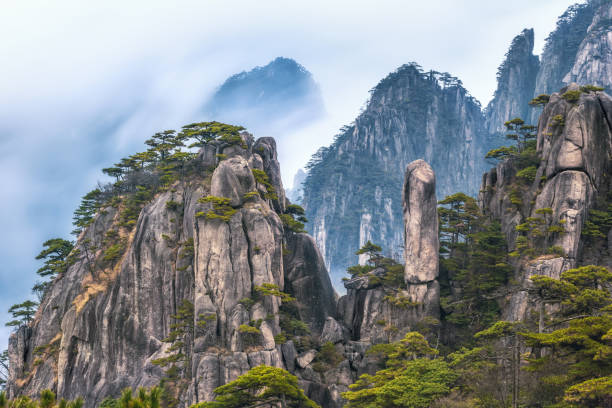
left=237, top=324, right=261, bottom=347
left=35, top=238, right=74, bottom=278
left=519, top=265, right=612, bottom=406
left=238, top=297, right=255, bottom=310
left=286, top=204, right=308, bottom=223
left=582, top=202, right=612, bottom=240
left=102, top=241, right=126, bottom=265
left=194, top=365, right=319, bottom=408
left=280, top=213, right=306, bottom=233
left=251, top=169, right=277, bottom=200
left=99, top=387, right=162, bottom=408
left=254, top=283, right=296, bottom=303
left=6, top=300, right=38, bottom=328
left=72, top=189, right=104, bottom=236
left=484, top=145, right=518, bottom=161
left=513, top=207, right=566, bottom=258
left=516, top=165, right=537, bottom=184
left=528, top=94, right=550, bottom=107
left=165, top=200, right=181, bottom=211
left=343, top=333, right=456, bottom=408
left=0, top=390, right=84, bottom=408
left=178, top=122, right=245, bottom=148
left=242, top=191, right=258, bottom=200
left=563, top=375, right=612, bottom=407
left=119, top=186, right=153, bottom=229
left=438, top=194, right=511, bottom=337
left=383, top=294, right=419, bottom=308
left=580, top=84, right=604, bottom=93
left=551, top=114, right=565, bottom=127
left=312, top=342, right=344, bottom=374
left=485, top=118, right=539, bottom=174
left=196, top=196, right=237, bottom=223
left=346, top=242, right=405, bottom=295
left=151, top=299, right=210, bottom=407
left=562, top=89, right=582, bottom=103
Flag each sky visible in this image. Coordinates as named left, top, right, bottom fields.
left=0, top=0, right=580, bottom=352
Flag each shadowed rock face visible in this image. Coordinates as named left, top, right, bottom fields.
left=479, top=86, right=612, bottom=321
left=7, top=134, right=336, bottom=407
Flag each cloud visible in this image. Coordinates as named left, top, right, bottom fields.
left=0, top=0, right=579, bottom=351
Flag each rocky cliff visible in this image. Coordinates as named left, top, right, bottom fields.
left=6, top=133, right=337, bottom=407
left=479, top=84, right=612, bottom=321
left=302, top=63, right=488, bottom=285
left=484, top=29, right=539, bottom=135
left=529, top=0, right=611, bottom=124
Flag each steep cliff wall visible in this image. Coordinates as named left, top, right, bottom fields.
left=302, top=64, right=487, bottom=284
left=479, top=84, right=612, bottom=321
left=484, top=29, right=539, bottom=135
left=529, top=0, right=611, bottom=123
left=7, top=134, right=337, bottom=407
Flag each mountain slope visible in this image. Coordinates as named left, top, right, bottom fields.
left=301, top=63, right=488, bottom=285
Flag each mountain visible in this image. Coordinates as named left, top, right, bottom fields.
left=204, top=57, right=325, bottom=136
left=301, top=63, right=488, bottom=285
left=7, top=87, right=612, bottom=407
left=6, top=131, right=337, bottom=406
left=483, top=28, right=540, bottom=135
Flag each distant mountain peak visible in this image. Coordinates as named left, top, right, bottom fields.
left=204, top=57, right=324, bottom=136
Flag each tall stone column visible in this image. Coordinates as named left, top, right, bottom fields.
left=403, top=159, right=440, bottom=318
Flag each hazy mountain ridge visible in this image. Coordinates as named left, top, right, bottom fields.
left=204, top=57, right=325, bottom=137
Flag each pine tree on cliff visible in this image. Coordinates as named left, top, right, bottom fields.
left=5, top=300, right=38, bottom=327
left=196, top=365, right=319, bottom=408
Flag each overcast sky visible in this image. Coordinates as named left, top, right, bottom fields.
left=0, top=0, right=580, bottom=352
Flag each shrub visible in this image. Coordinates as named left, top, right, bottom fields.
left=562, top=90, right=582, bottom=104
left=516, top=165, right=537, bottom=184
left=251, top=169, right=277, bottom=200
left=280, top=214, right=306, bottom=233
left=165, top=200, right=181, bottom=211
left=529, top=94, right=550, bottom=107
left=254, top=283, right=296, bottom=303
left=196, top=196, right=237, bottom=222
left=580, top=85, right=604, bottom=93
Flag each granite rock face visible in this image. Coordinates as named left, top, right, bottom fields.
left=403, top=160, right=439, bottom=285
left=479, top=86, right=612, bottom=321
left=563, top=1, right=612, bottom=90
left=7, top=134, right=337, bottom=407
left=529, top=0, right=611, bottom=123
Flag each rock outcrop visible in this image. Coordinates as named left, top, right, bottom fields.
left=338, top=160, right=440, bottom=344
left=479, top=85, right=612, bottom=321
left=7, top=133, right=337, bottom=407
left=403, top=160, right=440, bottom=316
